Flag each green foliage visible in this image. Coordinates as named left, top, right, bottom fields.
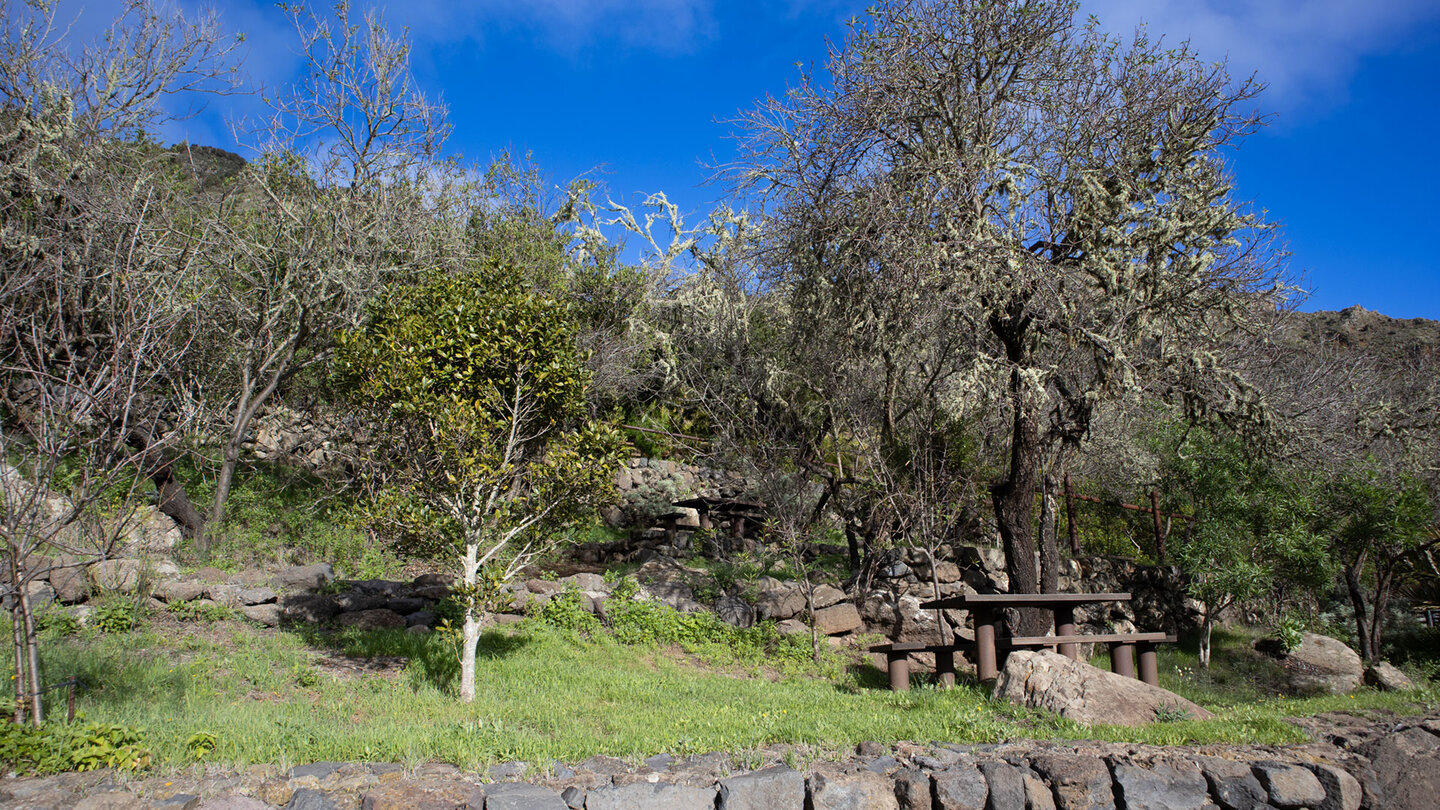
left=532, top=589, right=602, bottom=636
left=184, top=731, right=218, bottom=761
left=1274, top=615, right=1306, bottom=653
left=168, top=600, right=237, bottom=624
left=37, top=610, right=81, bottom=638
left=1159, top=425, right=1330, bottom=618
left=0, top=719, right=152, bottom=775
left=91, top=600, right=146, bottom=634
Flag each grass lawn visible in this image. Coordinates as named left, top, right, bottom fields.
left=7, top=613, right=1436, bottom=773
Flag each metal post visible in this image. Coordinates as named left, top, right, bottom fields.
left=975, top=608, right=998, bottom=683
left=1055, top=606, right=1077, bottom=660
left=888, top=652, right=910, bottom=692
left=935, top=648, right=955, bottom=689
left=1109, top=642, right=1136, bottom=679
left=1138, top=645, right=1159, bottom=686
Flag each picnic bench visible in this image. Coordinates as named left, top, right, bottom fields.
left=872, top=592, right=1176, bottom=690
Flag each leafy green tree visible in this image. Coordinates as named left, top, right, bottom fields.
left=1160, top=427, right=1329, bottom=667
left=334, top=268, right=623, bottom=702
left=1321, top=467, right=1436, bottom=663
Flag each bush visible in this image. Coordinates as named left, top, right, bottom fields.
left=167, top=600, right=237, bottom=624
left=0, top=719, right=151, bottom=775
left=532, top=589, right=602, bottom=636
left=91, top=600, right=145, bottom=634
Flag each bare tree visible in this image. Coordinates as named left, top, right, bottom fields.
left=731, top=0, right=1287, bottom=632
left=191, top=1, right=457, bottom=549
left=0, top=0, right=236, bottom=723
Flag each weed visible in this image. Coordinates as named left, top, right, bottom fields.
left=91, top=599, right=145, bottom=634
left=185, top=731, right=218, bottom=761
left=0, top=718, right=151, bottom=775
left=168, top=600, right=237, bottom=624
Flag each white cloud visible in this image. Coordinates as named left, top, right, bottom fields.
left=1082, top=0, right=1440, bottom=116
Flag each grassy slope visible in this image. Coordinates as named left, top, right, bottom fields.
left=14, top=615, right=1435, bottom=772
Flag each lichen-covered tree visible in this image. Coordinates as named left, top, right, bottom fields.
left=731, top=0, right=1286, bottom=631
left=0, top=0, right=238, bottom=724
left=334, top=269, right=623, bottom=702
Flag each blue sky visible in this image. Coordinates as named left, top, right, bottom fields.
left=155, top=0, right=1440, bottom=319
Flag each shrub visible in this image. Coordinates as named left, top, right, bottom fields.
left=532, top=589, right=601, bottom=636
left=91, top=600, right=145, bottom=634
left=0, top=719, right=151, bottom=775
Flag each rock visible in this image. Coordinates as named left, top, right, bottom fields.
left=1023, top=772, right=1057, bottom=810
left=89, top=559, right=142, bottom=593
left=1195, top=756, right=1268, bottom=810
left=289, top=762, right=345, bottom=780
left=756, top=588, right=806, bottom=621
left=645, top=580, right=697, bottom=610
left=718, top=766, right=806, bottom=810
left=24, top=580, right=56, bottom=608
left=155, top=580, right=208, bottom=603
left=561, top=785, right=585, bottom=809
left=360, top=782, right=487, bottom=809
left=195, top=798, right=275, bottom=810
left=284, top=789, right=340, bottom=810
left=585, top=781, right=717, bottom=810
left=993, top=651, right=1213, bottom=726
left=1251, top=762, right=1324, bottom=809
left=776, top=619, right=810, bottom=636
left=814, top=603, right=863, bottom=635
left=413, top=573, right=453, bottom=587
left=1303, top=763, right=1362, bottom=810
left=1363, top=661, right=1415, bottom=692
left=239, top=587, right=278, bottom=606
left=151, top=558, right=181, bottom=577
left=562, top=572, right=608, bottom=592
left=405, top=610, right=435, bottom=627
left=283, top=595, right=339, bottom=624
left=50, top=565, right=89, bottom=603
left=932, top=761, right=989, bottom=810
left=1360, top=725, right=1440, bottom=810
left=207, top=584, right=243, bottom=607
left=1028, top=753, right=1114, bottom=810
left=893, top=769, right=932, bottom=810
left=809, top=768, right=900, bottom=810
left=812, top=584, right=847, bottom=610
left=976, top=761, right=1027, bottom=810
left=1110, top=761, right=1208, bottom=810
left=716, top=594, right=756, bottom=628
left=334, top=592, right=387, bottom=612
left=273, top=563, right=335, bottom=591
left=1279, top=633, right=1363, bottom=695
left=406, top=624, right=430, bottom=635
left=483, top=782, right=567, bottom=810
left=527, top=579, right=566, bottom=596
left=385, top=597, right=424, bottom=615
left=74, top=793, right=146, bottom=810
left=241, top=604, right=283, bottom=627
left=335, top=609, right=406, bottom=631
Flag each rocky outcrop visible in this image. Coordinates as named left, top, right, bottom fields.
left=993, top=650, right=1214, bottom=726
left=1363, top=661, right=1415, bottom=692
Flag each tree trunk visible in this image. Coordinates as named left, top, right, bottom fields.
left=9, top=551, right=27, bottom=724
left=127, top=431, right=205, bottom=538
left=19, top=585, right=41, bottom=725
left=992, top=370, right=1046, bottom=636
left=1343, top=556, right=1375, bottom=663
left=1368, top=565, right=1396, bottom=664
left=459, top=541, right=481, bottom=702
left=1039, top=471, right=1061, bottom=595
left=460, top=608, right=480, bottom=703
left=1198, top=615, right=1214, bottom=669
left=206, top=438, right=243, bottom=548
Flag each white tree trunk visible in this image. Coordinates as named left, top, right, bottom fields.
left=1199, top=617, right=1214, bottom=669
left=459, top=540, right=481, bottom=703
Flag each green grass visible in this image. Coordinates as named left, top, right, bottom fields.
left=5, top=616, right=1434, bottom=774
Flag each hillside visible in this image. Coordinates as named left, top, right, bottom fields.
left=1289, top=306, right=1440, bottom=365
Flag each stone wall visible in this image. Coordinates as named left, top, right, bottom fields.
left=9, top=710, right=1432, bottom=808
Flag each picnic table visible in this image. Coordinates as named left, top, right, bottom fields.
left=871, top=592, right=1174, bottom=690
left=671, top=497, right=765, bottom=539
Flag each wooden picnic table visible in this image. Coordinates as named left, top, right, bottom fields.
left=916, top=592, right=1171, bottom=685
left=671, top=497, right=765, bottom=538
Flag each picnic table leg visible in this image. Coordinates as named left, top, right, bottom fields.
left=1138, top=643, right=1159, bottom=686
left=1055, top=605, right=1078, bottom=660
left=1109, top=641, right=1136, bottom=679
left=975, top=607, right=999, bottom=683
left=935, top=648, right=955, bottom=689
left=887, top=651, right=911, bottom=692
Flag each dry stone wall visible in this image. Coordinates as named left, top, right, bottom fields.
left=5, top=712, right=1432, bottom=808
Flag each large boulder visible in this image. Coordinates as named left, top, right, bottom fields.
left=89, top=559, right=142, bottom=594
left=808, top=768, right=900, bottom=810
left=718, top=766, right=806, bottom=810
left=1027, top=752, right=1113, bottom=810
left=1364, top=661, right=1415, bottom=692
left=273, top=563, right=335, bottom=591
left=1110, top=761, right=1209, bottom=810
left=756, top=588, right=806, bottom=621
left=1278, top=633, right=1363, bottom=695
left=813, top=603, right=863, bottom=636
left=49, top=565, right=90, bottom=604
left=993, top=650, right=1213, bottom=726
